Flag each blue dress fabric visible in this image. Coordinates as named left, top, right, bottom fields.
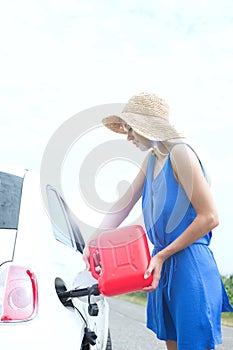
left=142, top=144, right=233, bottom=350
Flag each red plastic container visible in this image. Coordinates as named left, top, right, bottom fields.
left=89, top=225, right=153, bottom=296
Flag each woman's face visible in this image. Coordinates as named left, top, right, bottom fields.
left=123, top=123, right=152, bottom=151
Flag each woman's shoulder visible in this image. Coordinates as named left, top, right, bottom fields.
left=169, top=140, right=211, bottom=184
left=169, top=142, right=200, bottom=178
left=169, top=141, right=197, bottom=160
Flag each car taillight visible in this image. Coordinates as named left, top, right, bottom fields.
left=0, top=265, right=38, bottom=322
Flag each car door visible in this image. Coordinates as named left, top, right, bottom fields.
left=46, top=185, right=110, bottom=350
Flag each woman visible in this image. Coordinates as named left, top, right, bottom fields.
left=83, top=92, right=233, bottom=350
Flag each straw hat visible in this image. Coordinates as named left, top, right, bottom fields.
left=102, top=92, right=184, bottom=141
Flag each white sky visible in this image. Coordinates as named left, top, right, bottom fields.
left=0, top=0, right=233, bottom=275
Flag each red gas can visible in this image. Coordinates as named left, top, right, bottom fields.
left=89, top=225, right=153, bottom=296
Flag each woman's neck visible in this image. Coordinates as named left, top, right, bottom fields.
left=151, top=139, right=185, bottom=159
left=152, top=141, right=169, bottom=158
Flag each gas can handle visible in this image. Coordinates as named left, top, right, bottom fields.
left=89, top=247, right=101, bottom=280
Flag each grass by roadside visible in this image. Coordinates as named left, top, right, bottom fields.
left=117, top=292, right=233, bottom=327
left=221, top=312, right=233, bottom=327
left=117, top=291, right=147, bottom=306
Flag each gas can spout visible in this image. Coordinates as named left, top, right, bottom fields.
left=58, top=284, right=101, bottom=317
left=58, top=283, right=100, bottom=302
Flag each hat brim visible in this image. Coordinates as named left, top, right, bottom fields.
left=102, top=112, right=183, bottom=142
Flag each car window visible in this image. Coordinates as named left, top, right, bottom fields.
left=46, top=186, right=75, bottom=249
left=0, top=172, right=23, bottom=229
left=61, top=199, right=85, bottom=253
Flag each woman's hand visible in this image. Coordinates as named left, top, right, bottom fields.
left=82, top=245, right=90, bottom=270
left=142, top=254, right=165, bottom=292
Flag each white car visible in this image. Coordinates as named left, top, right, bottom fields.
left=0, top=165, right=112, bottom=350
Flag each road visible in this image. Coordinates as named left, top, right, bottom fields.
left=108, top=297, right=233, bottom=350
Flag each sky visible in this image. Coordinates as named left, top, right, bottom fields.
left=0, top=0, right=233, bottom=275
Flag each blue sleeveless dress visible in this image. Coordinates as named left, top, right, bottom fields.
left=142, top=145, right=233, bottom=350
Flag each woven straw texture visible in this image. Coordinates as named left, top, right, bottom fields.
left=102, top=92, right=183, bottom=141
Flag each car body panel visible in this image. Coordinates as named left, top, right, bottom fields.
left=0, top=167, right=110, bottom=350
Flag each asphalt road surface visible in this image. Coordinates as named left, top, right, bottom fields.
left=108, top=297, right=233, bottom=350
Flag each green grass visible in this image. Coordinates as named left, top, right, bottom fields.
left=221, top=313, right=233, bottom=327
left=118, top=292, right=233, bottom=327
left=117, top=291, right=147, bottom=306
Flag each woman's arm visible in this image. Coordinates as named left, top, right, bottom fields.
left=83, top=152, right=150, bottom=267
left=144, top=144, right=219, bottom=290
left=91, top=152, right=150, bottom=237
left=159, top=144, right=219, bottom=259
